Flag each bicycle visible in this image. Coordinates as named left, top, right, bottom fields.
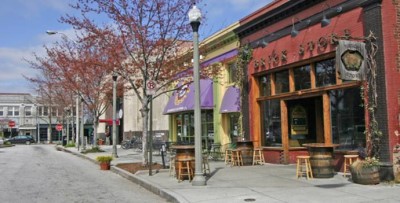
left=121, top=137, right=142, bottom=150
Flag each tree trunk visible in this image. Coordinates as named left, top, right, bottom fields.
left=140, top=96, right=149, bottom=166
left=92, top=119, right=99, bottom=148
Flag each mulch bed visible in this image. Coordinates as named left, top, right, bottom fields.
left=116, top=162, right=166, bottom=174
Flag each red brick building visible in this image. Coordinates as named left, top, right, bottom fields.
left=234, top=0, right=399, bottom=179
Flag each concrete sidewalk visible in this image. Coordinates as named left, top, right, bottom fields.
left=58, top=145, right=400, bottom=203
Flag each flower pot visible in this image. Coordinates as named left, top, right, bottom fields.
left=99, top=162, right=110, bottom=170
left=350, top=164, right=380, bottom=185
left=98, top=139, right=104, bottom=145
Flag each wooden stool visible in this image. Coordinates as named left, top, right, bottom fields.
left=224, top=148, right=232, bottom=165
left=343, top=154, right=359, bottom=177
left=231, top=149, right=243, bottom=166
left=202, top=155, right=211, bottom=175
left=252, top=148, right=265, bottom=165
left=169, top=155, right=176, bottom=177
left=177, top=158, right=194, bottom=182
left=296, top=155, right=313, bottom=179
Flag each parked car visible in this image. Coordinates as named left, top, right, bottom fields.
left=5, top=135, right=35, bottom=145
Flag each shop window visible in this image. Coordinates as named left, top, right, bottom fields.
left=259, top=75, right=271, bottom=96
left=229, top=113, right=240, bottom=141
left=294, top=65, right=311, bottom=91
left=316, top=58, right=336, bottom=87
left=330, top=88, right=365, bottom=150
left=275, top=70, right=289, bottom=94
left=262, top=99, right=282, bottom=146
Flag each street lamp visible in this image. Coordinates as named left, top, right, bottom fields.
left=46, top=30, right=80, bottom=148
left=188, top=4, right=206, bottom=186
left=112, top=72, right=118, bottom=158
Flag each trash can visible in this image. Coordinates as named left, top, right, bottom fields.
left=62, top=136, right=67, bottom=146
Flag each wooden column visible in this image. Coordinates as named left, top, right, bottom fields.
left=322, top=92, right=332, bottom=144
left=280, top=100, right=289, bottom=164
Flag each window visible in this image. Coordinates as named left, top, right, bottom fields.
left=51, top=107, right=57, bottom=117
left=275, top=70, right=289, bottom=94
left=175, top=110, right=213, bottom=149
left=25, top=106, right=32, bottom=116
left=259, top=75, right=271, bottom=96
left=7, top=106, right=13, bottom=116
left=228, top=63, right=237, bottom=84
left=316, top=59, right=336, bottom=87
left=294, top=65, right=311, bottom=91
left=330, top=88, right=365, bottom=150
left=43, top=107, right=48, bottom=116
left=14, top=107, right=19, bottom=116
left=262, top=100, right=282, bottom=146
left=0, top=106, right=4, bottom=116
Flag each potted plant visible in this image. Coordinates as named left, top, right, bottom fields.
left=350, top=157, right=380, bottom=185
left=96, top=155, right=113, bottom=170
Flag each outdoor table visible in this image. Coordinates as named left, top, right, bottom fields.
left=170, top=145, right=195, bottom=180
left=302, top=143, right=339, bottom=178
left=236, top=140, right=254, bottom=165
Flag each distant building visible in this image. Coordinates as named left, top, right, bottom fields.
left=0, top=93, right=62, bottom=143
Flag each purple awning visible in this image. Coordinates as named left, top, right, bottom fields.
left=163, top=79, right=214, bottom=114
left=220, top=86, right=240, bottom=113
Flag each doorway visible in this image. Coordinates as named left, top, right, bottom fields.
left=286, top=96, right=323, bottom=147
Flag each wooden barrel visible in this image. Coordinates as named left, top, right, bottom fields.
left=236, top=141, right=253, bottom=165
left=309, top=147, right=334, bottom=178
left=350, top=164, right=380, bottom=185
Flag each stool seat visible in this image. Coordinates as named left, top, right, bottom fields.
left=231, top=149, right=243, bottom=166
left=296, top=155, right=313, bottom=179
left=225, top=149, right=233, bottom=165
left=343, top=154, right=359, bottom=177
left=252, top=147, right=265, bottom=165
left=177, top=158, right=194, bottom=182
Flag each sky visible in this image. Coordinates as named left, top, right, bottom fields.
left=0, top=0, right=272, bottom=95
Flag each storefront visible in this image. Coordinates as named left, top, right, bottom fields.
left=235, top=0, right=399, bottom=174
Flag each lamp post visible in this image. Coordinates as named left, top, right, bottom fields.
left=112, top=72, right=118, bottom=158
left=46, top=30, right=79, bottom=148
left=188, top=4, right=206, bottom=186
left=35, top=104, right=39, bottom=144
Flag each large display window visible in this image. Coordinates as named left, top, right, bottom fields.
left=330, top=87, right=365, bottom=150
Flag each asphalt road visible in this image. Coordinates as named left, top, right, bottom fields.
left=0, top=144, right=167, bottom=203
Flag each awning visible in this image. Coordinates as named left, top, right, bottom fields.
left=220, top=86, right=240, bottom=113
left=163, top=79, right=213, bottom=114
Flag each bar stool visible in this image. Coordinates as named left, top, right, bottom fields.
left=169, top=155, right=176, bottom=177
left=224, top=148, right=232, bottom=165
left=177, top=158, right=194, bottom=182
left=343, top=154, right=359, bottom=177
left=296, top=155, right=313, bottom=179
left=252, top=147, right=265, bottom=165
left=202, top=155, right=211, bottom=175
left=231, top=149, right=243, bottom=166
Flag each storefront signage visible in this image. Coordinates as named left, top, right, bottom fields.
left=290, top=105, right=308, bottom=136
left=336, top=40, right=367, bottom=81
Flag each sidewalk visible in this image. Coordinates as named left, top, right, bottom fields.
left=58, top=145, right=400, bottom=203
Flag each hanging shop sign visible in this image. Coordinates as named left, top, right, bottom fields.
left=336, top=40, right=367, bottom=81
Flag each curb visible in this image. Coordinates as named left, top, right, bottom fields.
left=55, top=146, right=179, bottom=203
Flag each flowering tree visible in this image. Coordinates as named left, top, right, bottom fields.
left=61, top=0, right=203, bottom=165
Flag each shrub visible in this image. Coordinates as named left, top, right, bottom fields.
left=96, top=156, right=113, bottom=163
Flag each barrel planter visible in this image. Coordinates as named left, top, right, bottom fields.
left=350, top=161, right=380, bottom=185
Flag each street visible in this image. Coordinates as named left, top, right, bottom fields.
left=0, top=145, right=167, bottom=203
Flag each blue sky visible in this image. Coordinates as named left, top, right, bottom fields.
left=0, top=0, right=272, bottom=94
